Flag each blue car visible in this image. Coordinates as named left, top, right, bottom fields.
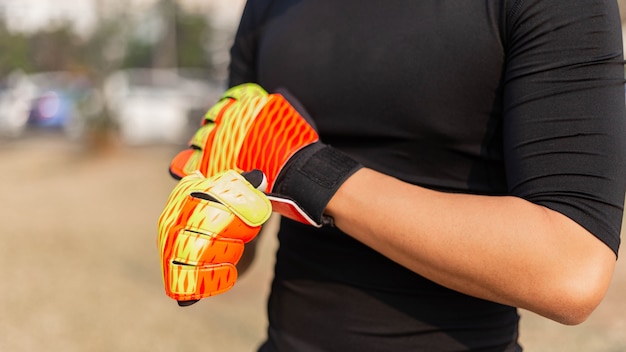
left=25, top=72, right=95, bottom=139
left=28, top=90, right=76, bottom=128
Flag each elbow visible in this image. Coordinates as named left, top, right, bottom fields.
left=546, top=289, right=604, bottom=326
left=536, top=260, right=614, bottom=325
left=547, top=289, right=605, bottom=326
left=531, top=212, right=617, bottom=325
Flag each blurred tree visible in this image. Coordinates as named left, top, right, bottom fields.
left=0, top=1, right=215, bottom=74
left=153, top=0, right=177, bottom=68
left=0, top=1, right=218, bottom=150
left=28, top=21, right=85, bottom=72
left=175, top=8, right=213, bottom=69
left=0, top=18, right=34, bottom=76
left=125, top=0, right=214, bottom=71
left=83, top=16, right=129, bottom=76
left=81, top=12, right=133, bottom=148
left=123, top=39, right=156, bottom=68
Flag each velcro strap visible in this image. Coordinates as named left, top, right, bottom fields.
left=272, top=144, right=362, bottom=226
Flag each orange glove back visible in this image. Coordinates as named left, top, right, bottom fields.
left=157, top=170, right=271, bottom=303
left=170, top=83, right=319, bottom=193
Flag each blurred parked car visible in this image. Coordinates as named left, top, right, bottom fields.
left=0, top=70, right=100, bottom=141
left=25, top=71, right=98, bottom=140
left=0, top=71, right=37, bottom=138
left=104, top=68, right=223, bottom=146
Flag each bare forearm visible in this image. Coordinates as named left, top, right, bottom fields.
left=326, top=168, right=616, bottom=325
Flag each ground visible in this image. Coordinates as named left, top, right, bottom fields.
left=0, top=134, right=624, bottom=351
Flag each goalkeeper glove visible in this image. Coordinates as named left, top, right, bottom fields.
left=157, top=170, right=271, bottom=304
left=169, top=83, right=362, bottom=227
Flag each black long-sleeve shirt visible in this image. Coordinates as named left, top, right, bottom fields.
left=229, top=1, right=626, bottom=350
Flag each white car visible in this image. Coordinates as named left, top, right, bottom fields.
left=0, top=71, right=37, bottom=138
left=104, top=68, right=223, bottom=146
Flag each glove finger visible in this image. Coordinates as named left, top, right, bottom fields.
left=172, top=230, right=245, bottom=266
left=158, top=170, right=271, bottom=305
left=222, top=83, right=268, bottom=101
left=169, top=149, right=201, bottom=180
left=180, top=190, right=264, bottom=243
left=202, top=91, right=271, bottom=178
left=169, top=123, right=216, bottom=179
left=161, top=207, right=254, bottom=303
left=174, top=85, right=268, bottom=180
left=189, top=122, right=215, bottom=148
left=204, top=83, right=268, bottom=124
left=203, top=98, right=234, bottom=124
left=165, top=261, right=238, bottom=301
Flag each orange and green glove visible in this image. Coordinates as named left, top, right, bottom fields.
left=169, top=83, right=362, bottom=227
left=157, top=169, right=272, bottom=305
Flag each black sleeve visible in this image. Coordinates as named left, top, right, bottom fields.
left=228, top=0, right=274, bottom=87
left=503, top=0, right=626, bottom=255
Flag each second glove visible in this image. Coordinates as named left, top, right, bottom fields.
left=157, top=170, right=272, bottom=304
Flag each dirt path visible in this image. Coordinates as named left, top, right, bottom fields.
left=0, top=135, right=623, bottom=351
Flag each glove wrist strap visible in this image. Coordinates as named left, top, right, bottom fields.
left=272, top=143, right=362, bottom=226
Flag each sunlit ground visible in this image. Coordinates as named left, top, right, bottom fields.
left=0, top=133, right=624, bottom=352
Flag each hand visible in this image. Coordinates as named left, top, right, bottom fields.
left=169, top=83, right=361, bottom=226
left=170, top=83, right=317, bottom=191
left=157, top=169, right=271, bottom=305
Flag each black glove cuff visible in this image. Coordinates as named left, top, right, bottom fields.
left=272, top=143, right=363, bottom=226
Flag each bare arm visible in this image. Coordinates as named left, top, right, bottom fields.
left=326, top=168, right=617, bottom=325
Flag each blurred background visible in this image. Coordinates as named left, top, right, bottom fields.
left=0, top=1, right=625, bottom=351
left=0, top=0, right=239, bottom=145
